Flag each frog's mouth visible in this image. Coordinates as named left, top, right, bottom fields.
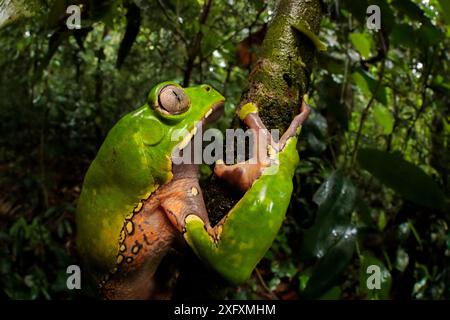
left=174, top=100, right=225, bottom=154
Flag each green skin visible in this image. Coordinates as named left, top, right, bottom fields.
left=76, top=81, right=224, bottom=298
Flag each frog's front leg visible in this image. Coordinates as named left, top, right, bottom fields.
left=101, top=164, right=213, bottom=299
left=101, top=199, right=177, bottom=299
left=214, top=98, right=311, bottom=192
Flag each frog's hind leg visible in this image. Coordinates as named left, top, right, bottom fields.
left=101, top=204, right=177, bottom=300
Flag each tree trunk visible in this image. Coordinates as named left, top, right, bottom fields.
left=239, top=0, right=323, bottom=132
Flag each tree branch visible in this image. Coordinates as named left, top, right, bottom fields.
left=238, top=0, right=323, bottom=132
left=183, top=0, right=213, bottom=86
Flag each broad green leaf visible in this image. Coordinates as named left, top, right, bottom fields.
left=292, top=22, right=327, bottom=51
left=349, top=32, right=372, bottom=59
left=373, top=105, right=394, bottom=135
left=303, top=228, right=356, bottom=298
left=352, top=69, right=388, bottom=106
left=301, top=171, right=358, bottom=297
left=357, top=148, right=447, bottom=209
left=359, top=254, right=392, bottom=299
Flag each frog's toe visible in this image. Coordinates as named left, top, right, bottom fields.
left=214, top=161, right=262, bottom=192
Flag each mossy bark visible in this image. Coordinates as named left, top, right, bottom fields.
left=239, top=0, right=323, bottom=132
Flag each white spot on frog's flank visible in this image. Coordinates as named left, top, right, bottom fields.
left=191, top=187, right=198, bottom=196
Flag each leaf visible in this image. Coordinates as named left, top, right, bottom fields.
left=349, top=32, right=372, bottom=59
left=291, top=22, right=327, bottom=52
left=390, top=23, right=417, bottom=49
left=352, top=69, right=387, bottom=106
left=438, top=0, right=450, bottom=25
left=319, top=286, right=341, bottom=300
left=317, top=53, right=346, bottom=75
left=359, top=254, right=392, bottom=299
left=392, top=0, right=426, bottom=22
left=357, top=148, right=447, bottom=209
left=373, top=105, right=394, bottom=135
left=301, top=171, right=358, bottom=297
left=303, top=228, right=356, bottom=298
left=391, top=0, right=444, bottom=46
left=302, top=171, right=358, bottom=260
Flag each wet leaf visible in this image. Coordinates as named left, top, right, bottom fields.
left=357, top=148, right=447, bottom=209
left=350, top=32, right=372, bottom=59
left=303, top=228, right=356, bottom=298
left=301, top=171, right=358, bottom=298
left=352, top=69, right=388, bottom=106
left=373, top=105, right=394, bottom=135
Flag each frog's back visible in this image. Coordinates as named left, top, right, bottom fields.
left=76, top=108, right=171, bottom=273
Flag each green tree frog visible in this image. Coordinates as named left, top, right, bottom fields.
left=184, top=99, right=311, bottom=284
left=76, top=81, right=224, bottom=299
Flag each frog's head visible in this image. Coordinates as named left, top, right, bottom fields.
left=146, top=81, right=224, bottom=161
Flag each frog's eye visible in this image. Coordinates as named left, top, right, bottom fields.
left=158, top=85, right=190, bottom=115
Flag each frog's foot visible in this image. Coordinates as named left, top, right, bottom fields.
left=214, top=99, right=310, bottom=192
left=157, top=163, right=216, bottom=239
left=279, top=99, right=311, bottom=149
left=214, top=103, right=273, bottom=192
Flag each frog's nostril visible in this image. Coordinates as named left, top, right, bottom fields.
left=205, top=86, right=211, bottom=92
